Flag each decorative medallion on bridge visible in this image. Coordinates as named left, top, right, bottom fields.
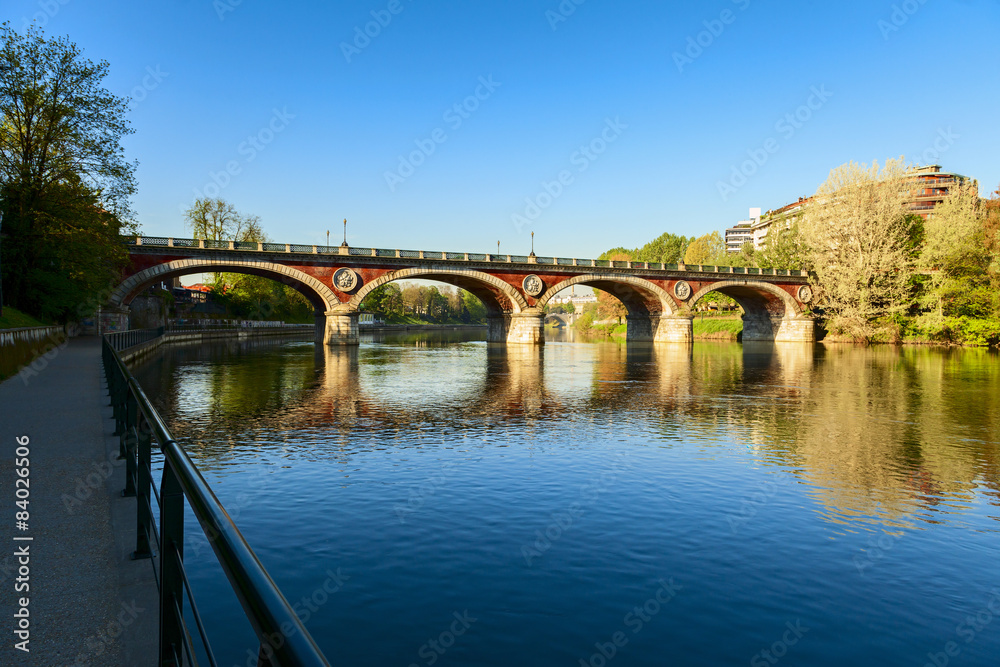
left=797, top=285, right=813, bottom=303
left=333, top=268, right=359, bottom=292
left=522, top=275, right=544, bottom=297
left=673, top=280, right=692, bottom=300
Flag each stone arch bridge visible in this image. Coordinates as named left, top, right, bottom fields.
left=114, top=237, right=816, bottom=345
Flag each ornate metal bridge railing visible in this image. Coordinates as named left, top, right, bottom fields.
left=124, top=236, right=806, bottom=277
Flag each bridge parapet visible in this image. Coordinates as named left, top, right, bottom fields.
left=124, top=236, right=808, bottom=278
left=122, top=236, right=814, bottom=345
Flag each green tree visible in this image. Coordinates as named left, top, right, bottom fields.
left=800, top=157, right=919, bottom=338
left=683, top=232, right=725, bottom=265
left=634, top=232, right=689, bottom=265
left=0, top=23, right=137, bottom=320
left=755, top=221, right=807, bottom=270
left=361, top=283, right=404, bottom=320
left=461, top=289, right=487, bottom=323
left=185, top=197, right=264, bottom=242
left=918, top=181, right=993, bottom=317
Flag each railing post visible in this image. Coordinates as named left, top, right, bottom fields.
left=136, top=236, right=143, bottom=246
left=159, top=459, right=185, bottom=667
left=199, top=239, right=205, bottom=249
left=121, top=390, right=138, bottom=496
left=133, top=416, right=153, bottom=560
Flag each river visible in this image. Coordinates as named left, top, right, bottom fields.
left=131, top=330, right=1000, bottom=666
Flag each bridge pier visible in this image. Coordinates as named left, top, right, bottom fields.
left=324, top=311, right=359, bottom=346
left=742, top=315, right=815, bottom=342
left=488, top=311, right=544, bottom=345
left=653, top=315, right=694, bottom=344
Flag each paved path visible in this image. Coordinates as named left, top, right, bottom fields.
left=0, top=337, right=157, bottom=666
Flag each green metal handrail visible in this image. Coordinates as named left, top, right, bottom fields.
left=102, top=334, right=331, bottom=667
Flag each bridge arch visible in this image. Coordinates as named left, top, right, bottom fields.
left=347, top=267, right=530, bottom=314
left=688, top=279, right=803, bottom=318
left=110, top=258, right=339, bottom=312
left=536, top=274, right=675, bottom=317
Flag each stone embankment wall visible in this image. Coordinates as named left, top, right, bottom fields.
left=0, top=326, right=67, bottom=382
left=118, top=327, right=314, bottom=364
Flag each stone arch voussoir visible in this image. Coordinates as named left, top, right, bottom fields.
left=537, top=274, right=675, bottom=316
left=688, top=279, right=802, bottom=318
left=346, top=267, right=530, bottom=314
left=111, top=259, right=339, bottom=312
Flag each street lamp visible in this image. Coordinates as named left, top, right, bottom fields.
left=529, top=231, right=536, bottom=257
left=341, top=218, right=348, bottom=247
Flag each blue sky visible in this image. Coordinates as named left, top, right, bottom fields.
left=5, top=0, right=999, bottom=259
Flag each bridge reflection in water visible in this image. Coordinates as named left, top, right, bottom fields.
left=133, top=335, right=997, bottom=528
left=130, top=334, right=1000, bottom=666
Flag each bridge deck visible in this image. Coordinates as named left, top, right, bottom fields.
left=125, top=236, right=808, bottom=279
left=0, top=338, right=157, bottom=666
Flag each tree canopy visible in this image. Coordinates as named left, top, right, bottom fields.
left=0, top=23, right=137, bottom=321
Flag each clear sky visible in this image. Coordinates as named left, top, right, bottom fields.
left=5, top=0, right=999, bottom=259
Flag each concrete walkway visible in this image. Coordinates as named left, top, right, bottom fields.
left=0, top=337, right=157, bottom=666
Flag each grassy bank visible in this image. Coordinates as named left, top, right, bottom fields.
left=693, top=318, right=743, bottom=340
left=822, top=315, right=1000, bottom=347
left=0, top=306, right=51, bottom=330
left=383, top=314, right=486, bottom=326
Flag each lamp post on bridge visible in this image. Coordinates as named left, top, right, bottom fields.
left=341, top=219, right=348, bottom=248
left=529, top=231, right=535, bottom=257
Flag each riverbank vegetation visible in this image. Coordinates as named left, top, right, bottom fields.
left=0, top=24, right=137, bottom=324
left=0, top=306, right=50, bottom=330
left=593, top=157, right=1000, bottom=346
left=360, top=282, right=488, bottom=325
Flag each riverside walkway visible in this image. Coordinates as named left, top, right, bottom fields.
left=0, top=337, right=156, bottom=666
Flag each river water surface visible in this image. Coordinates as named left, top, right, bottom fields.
left=132, top=331, right=1000, bottom=666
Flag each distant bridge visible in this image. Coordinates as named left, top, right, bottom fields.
left=111, top=236, right=816, bottom=345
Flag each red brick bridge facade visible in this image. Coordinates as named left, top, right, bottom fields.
left=112, top=237, right=816, bottom=344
